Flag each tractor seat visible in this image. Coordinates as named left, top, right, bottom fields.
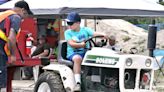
left=57, top=40, right=73, bottom=66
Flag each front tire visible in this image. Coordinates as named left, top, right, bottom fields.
left=34, top=71, right=65, bottom=92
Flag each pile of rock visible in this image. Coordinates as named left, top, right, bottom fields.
left=86, top=19, right=164, bottom=55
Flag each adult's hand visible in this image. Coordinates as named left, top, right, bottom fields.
left=10, top=55, right=16, bottom=62
left=7, top=55, right=16, bottom=66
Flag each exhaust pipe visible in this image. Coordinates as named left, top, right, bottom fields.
left=147, top=20, right=157, bottom=57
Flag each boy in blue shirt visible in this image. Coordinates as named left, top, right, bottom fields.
left=65, top=12, right=107, bottom=91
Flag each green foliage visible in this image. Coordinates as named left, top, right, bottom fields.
left=126, top=18, right=164, bottom=26
left=159, top=0, right=163, bottom=2
left=159, top=2, right=164, bottom=5
left=126, top=18, right=152, bottom=25
left=125, top=0, right=164, bottom=29
left=159, top=0, right=164, bottom=5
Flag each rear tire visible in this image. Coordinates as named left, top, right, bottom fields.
left=34, top=71, right=65, bottom=92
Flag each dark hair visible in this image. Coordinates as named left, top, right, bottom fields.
left=15, top=0, right=33, bottom=15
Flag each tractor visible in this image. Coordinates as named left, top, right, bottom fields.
left=34, top=36, right=155, bottom=92
left=1, top=0, right=163, bottom=92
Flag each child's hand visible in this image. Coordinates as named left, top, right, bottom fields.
left=81, top=41, right=86, bottom=48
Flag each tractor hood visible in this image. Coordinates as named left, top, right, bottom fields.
left=82, top=47, right=154, bottom=69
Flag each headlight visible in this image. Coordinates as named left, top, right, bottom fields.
left=126, top=58, right=132, bottom=66
left=145, top=59, right=151, bottom=67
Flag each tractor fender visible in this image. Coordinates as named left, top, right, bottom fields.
left=42, top=64, right=76, bottom=91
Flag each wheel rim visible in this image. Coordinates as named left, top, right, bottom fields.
left=37, top=82, right=51, bottom=92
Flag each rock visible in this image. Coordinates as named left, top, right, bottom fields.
left=87, top=19, right=148, bottom=54
left=156, top=30, right=164, bottom=49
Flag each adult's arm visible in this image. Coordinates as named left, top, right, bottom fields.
left=8, top=28, right=17, bottom=62
left=8, top=14, right=21, bottom=63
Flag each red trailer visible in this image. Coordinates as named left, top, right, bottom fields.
left=7, top=17, right=61, bottom=92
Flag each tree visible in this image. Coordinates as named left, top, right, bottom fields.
left=159, top=0, right=163, bottom=3
left=159, top=0, right=164, bottom=5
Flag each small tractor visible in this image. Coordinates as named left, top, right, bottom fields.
left=34, top=36, right=155, bottom=92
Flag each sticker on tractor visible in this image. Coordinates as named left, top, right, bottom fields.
left=85, top=55, right=119, bottom=65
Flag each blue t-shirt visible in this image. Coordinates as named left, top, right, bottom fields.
left=64, top=27, right=94, bottom=58
left=0, top=14, right=21, bottom=59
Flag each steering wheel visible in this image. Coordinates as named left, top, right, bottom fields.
left=84, top=36, right=108, bottom=50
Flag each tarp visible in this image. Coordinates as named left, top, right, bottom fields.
left=1, top=0, right=164, bottom=18
left=153, top=49, right=164, bottom=70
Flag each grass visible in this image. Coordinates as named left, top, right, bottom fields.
left=154, top=69, right=164, bottom=79
left=154, top=69, right=164, bottom=92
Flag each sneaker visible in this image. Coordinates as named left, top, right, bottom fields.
left=73, top=83, right=81, bottom=92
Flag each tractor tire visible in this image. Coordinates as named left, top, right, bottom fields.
left=34, top=71, right=65, bottom=92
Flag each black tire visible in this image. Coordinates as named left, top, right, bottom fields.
left=34, top=71, right=65, bottom=92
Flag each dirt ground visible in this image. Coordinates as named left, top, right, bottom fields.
left=153, top=69, right=164, bottom=92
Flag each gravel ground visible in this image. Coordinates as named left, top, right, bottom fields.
left=10, top=78, right=164, bottom=92
left=153, top=69, right=164, bottom=92
left=12, top=80, right=34, bottom=92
